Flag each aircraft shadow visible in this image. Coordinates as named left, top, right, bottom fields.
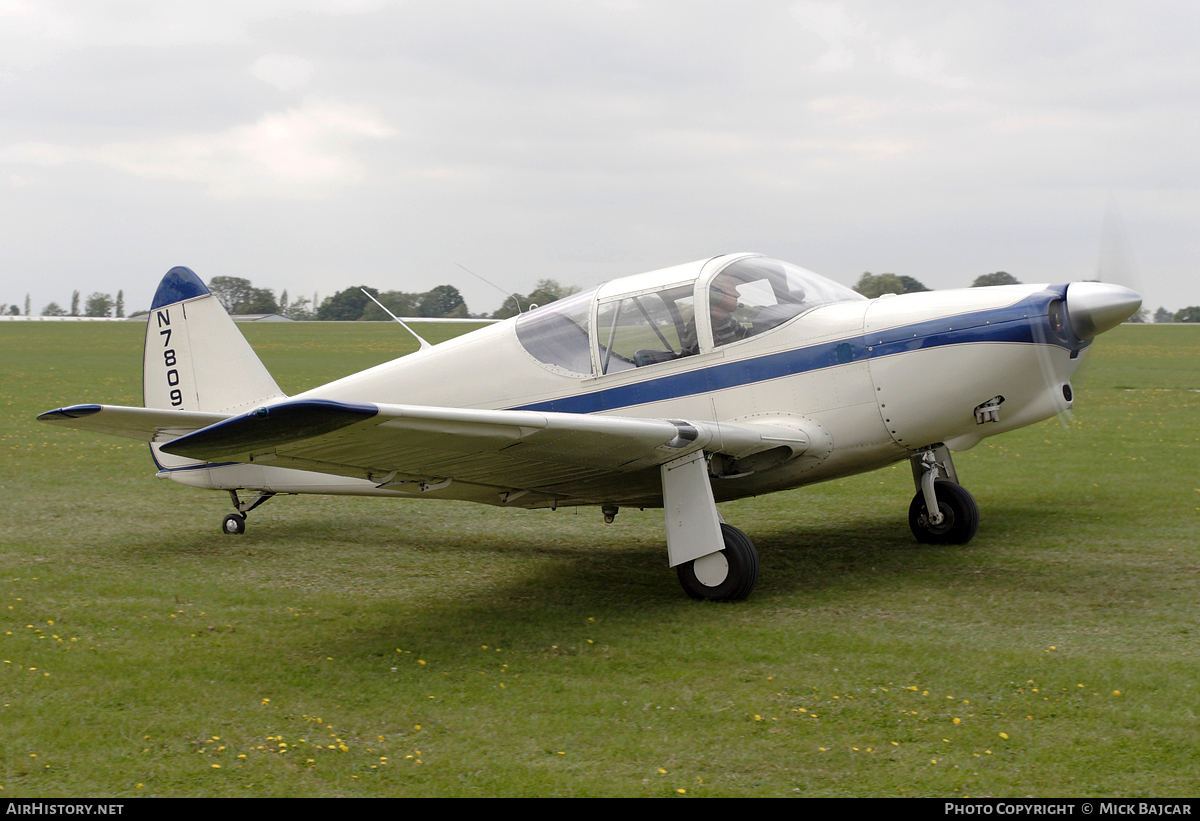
left=122, top=500, right=1065, bottom=666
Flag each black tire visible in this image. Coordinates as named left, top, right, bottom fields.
left=676, top=523, right=759, bottom=601
left=222, top=513, right=246, bottom=535
left=908, top=480, right=978, bottom=545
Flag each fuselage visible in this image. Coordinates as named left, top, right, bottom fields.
left=249, top=253, right=1088, bottom=507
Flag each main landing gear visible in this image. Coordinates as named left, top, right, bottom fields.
left=660, top=450, right=759, bottom=602
left=907, top=446, right=979, bottom=545
left=220, top=490, right=275, bottom=535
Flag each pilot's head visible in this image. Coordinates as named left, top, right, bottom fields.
left=709, top=276, right=740, bottom=317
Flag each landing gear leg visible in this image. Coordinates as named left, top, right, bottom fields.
left=661, top=451, right=759, bottom=601
left=221, top=490, right=275, bottom=536
left=908, top=446, right=978, bottom=545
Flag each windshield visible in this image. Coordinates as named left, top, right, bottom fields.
left=705, top=257, right=864, bottom=347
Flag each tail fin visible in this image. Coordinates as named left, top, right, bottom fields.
left=144, top=267, right=286, bottom=414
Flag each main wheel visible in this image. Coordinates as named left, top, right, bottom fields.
left=676, top=523, right=760, bottom=601
left=908, top=480, right=978, bottom=545
left=221, top=513, right=247, bottom=535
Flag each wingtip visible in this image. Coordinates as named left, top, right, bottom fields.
left=37, top=404, right=103, bottom=423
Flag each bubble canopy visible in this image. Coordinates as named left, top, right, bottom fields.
left=514, top=256, right=863, bottom=376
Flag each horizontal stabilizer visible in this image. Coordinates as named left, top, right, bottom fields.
left=37, top=404, right=230, bottom=441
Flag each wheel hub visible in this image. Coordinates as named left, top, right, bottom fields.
left=693, top=551, right=730, bottom=587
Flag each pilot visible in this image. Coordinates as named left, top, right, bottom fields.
left=680, top=275, right=751, bottom=355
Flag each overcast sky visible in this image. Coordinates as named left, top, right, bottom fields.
left=2, top=0, right=1196, bottom=316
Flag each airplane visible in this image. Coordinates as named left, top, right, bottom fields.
left=38, top=254, right=1141, bottom=601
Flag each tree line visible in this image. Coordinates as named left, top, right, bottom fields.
left=206, top=276, right=578, bottom=321
left=853, top=270, right=1024, bottom=296
left=13, top=272, right=1199, bottom=322
left=2, top=290, right=127, bottom=318
left=12, top=277, right=575, bottom=320
left=853, top=271, right=1196, bottom=323
left=204, top=276, right=476, bottom=320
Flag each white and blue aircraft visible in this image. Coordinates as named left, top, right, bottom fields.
left=38, top=254, right=1140, bottom=601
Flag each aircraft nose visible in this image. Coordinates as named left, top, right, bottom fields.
left=1066, top=282, right=1142, bottom=338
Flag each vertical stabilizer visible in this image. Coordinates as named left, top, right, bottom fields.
left=144, top=267, right=286, bottom=414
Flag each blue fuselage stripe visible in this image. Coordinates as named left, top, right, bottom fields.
left=513, top=290, right=1073, bottom=415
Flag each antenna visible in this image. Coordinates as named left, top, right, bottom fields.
left=360, top=289, right=432, bottom=351
left=454, top=262, right=523, bottom=314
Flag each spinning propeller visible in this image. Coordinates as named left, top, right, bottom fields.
left=1032, top=203, right=1143, bottom=427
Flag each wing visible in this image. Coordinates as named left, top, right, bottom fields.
left=158, top=399, right=804, bottom=507
left=37, top=404, right=231, bottom=441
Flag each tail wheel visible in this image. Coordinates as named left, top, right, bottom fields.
left=676, top=523, right=759, bottom=601
left=909, top=480, right=978, bottom=545
left=222, top=513, right=247, bottom=535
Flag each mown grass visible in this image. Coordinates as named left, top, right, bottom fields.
left=1, top=321, right=1197, bottom=797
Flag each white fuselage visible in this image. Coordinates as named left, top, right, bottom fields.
left=164, top=253, right=1082, bottom=509
left=198, top=284, right=1072, bottom=506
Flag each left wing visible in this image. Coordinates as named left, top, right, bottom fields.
left=158, top=399, right=804, bottom=504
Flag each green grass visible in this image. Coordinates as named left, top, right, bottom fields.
left=1, top=321, right=1198, bottom=797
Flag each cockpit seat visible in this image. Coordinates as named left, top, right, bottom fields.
left=634, top=349, right=678, bottom=368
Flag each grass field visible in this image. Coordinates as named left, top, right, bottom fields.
left=1, top=321, right=1197, bottom=797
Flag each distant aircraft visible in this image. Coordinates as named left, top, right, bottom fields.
left=39, top=254, right=1140, bottom=601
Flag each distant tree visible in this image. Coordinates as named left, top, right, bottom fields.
left=1175, top=306, right=1200, bottom=323
left=1125, top=307, right=1148, bottom=323
left=972, top=272, right=1021, bottom=287
left=84, top=292, right=114, bottom=317
left=41, top=302, right=67, bottom=316
left=208, top=276, right=254, bottom=313
left=115, top=290, right=125, bottom=318
left=24, top=293, right=31, bottom=316
left=207, top=276, right=279, bottom=314
left=492, top=279, right=578, bottom=319
left=492, top=294, right=527, bottom=320
left=279, top=289, right=289, bottom=316
left=418, top=284, right=467, bottom=318
left=284, top=295, right=313, bottom=320
left=318, top=286, right=378, bottom=321
left=70, top=290, right=80, bottom=316
left=241, top=287, right=280, bottom=315
left=6, top=305, right=19, bottom=315
left=1154, top=306, right=1173, bottom=323
left=360, top=291, right=423, bottom=321
left=853, top=272, right=930, bottom=299
left=527, top=279, right=577, bottom=310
